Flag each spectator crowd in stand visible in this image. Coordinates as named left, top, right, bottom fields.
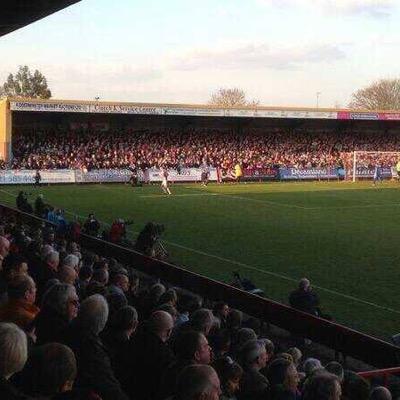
left=0, top=208, right=396, bottom=400
left=8, top=128, right=400, bottom=172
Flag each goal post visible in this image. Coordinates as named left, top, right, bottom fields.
left=348, top=151, right=400, bottom=182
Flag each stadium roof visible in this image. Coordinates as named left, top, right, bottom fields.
left=0, top=1, right=81, bottom=37
left=6, top=98, right=400, bottom=122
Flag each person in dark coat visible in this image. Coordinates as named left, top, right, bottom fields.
left=237, top=340, right=270, bottom=400
left=62, top=294, right=129, bottom=400
left=35, top=283, right=79, bottom=345
left=101, top=305, right=138, bottom=379
left=159, top=330, right=212, bottom=400
left=121, top=310, right=175, bottom=400
left=35, top=250, right=60, bottom=301
left=266, top=358, right=301, bottom=400
left=288, top=278, right=320, bottom=316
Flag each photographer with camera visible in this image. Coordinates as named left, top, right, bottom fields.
left=135, top=222, right=168, bottom=260
left=83, top=213, right=101, bottom=237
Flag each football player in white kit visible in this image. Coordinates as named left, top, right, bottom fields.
left=161, top=167, right=172, bottom=195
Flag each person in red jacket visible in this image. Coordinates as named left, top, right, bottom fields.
left=109, top=219, right=126, bottom=244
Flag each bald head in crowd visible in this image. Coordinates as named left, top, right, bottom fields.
left=176, top=365, right=221, bottom=400
left=370, top=387, right=392, bottom=400
left=148, top=310, right=174, bottom=343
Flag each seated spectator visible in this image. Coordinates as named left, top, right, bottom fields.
left=369, top=387, right=392, bottom=400
left=155, top=303, right=179, bottom=324
left=58, top=265, right=78, bottom=286
left=286, top=348, right=302, bottom=369
left=302, top=358, right=323, bottom=378
left=101, top=305, right=138, bottom=377
left=2, top=255, right=29, bottom=282
left=179, top=308, right=214, bottom=337
left=106, top=272, right=129, bottom=316
left=262, top=338, right=275, bottom=361
left=226, top=309, right=243, bottom=338
left=302, top=372, right=341, bottom=400
left=243, top=317, right=262, bottom=336
left=137, top=282, right=166, bottom=319
left=63, top=294, right=129, bottom=400
left=61, top=254, right=81, bottom=274
left=160, top=331, right=212, bottom=399
left=342, top=372, right=370, bottom=400
left=212, top=356, right=243, bottom=400
left=122, top=310, right=175, bottom=400
left=36, top=250, right=60, bottom=299
left=0, top=275, right=39, bottom=331
left=325, top=361, right=344, bottom=383
left=158, top=288, right=178, bottom=308
left=0, top=322, right=28, bottom=399
left=35, top=283, right=79, bottom=345
left=77, top=265, right=93, bottom=299
left=237, top=339, right=270, bottom=400
left=209, top=329, right=232, bottom=359
left=176, top=365, right=221, bottom=400
left=0, top=236, right=11, bottom=282
left=289, top=278, right=320, bottom=316
left=19, top=343, right=77, bottom=398
left=231, top=328, right=257, bottom=358
left=266, top=358, right=300, bottom=400
left=213, top=301, right=229, bottom=330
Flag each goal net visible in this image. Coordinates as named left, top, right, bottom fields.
left=341, top=151, right=400, bottom=182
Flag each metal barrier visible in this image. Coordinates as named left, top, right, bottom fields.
left=358, top=367, right=400, bottom=386
left=1, top=203, right=400, bottom=368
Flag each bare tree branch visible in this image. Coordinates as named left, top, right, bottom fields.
left=209, top=88, right=259, bottom=107
left=349, top=79, right=400, bottom=110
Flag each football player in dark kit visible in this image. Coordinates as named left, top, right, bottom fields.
left=34, top=169, right=42, bottom=187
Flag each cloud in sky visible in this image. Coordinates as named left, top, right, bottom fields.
left=256, top=0, right=396, bottom=17
left=170, top=43, right=346, bottom=71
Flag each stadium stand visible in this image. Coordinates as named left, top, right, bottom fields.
left=8, top=128, right=400, bottom=171
left=1, top=200, right=400, bottom=400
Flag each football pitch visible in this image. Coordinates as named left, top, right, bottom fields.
left=1, top=181, right=400, bottom=340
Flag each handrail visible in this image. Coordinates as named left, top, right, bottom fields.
left=358, top=367, right=400, bottom=386
left=2, top=203, right=400, bottom=368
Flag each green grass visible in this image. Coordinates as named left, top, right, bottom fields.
left=1, top=181, right=400, bottom=340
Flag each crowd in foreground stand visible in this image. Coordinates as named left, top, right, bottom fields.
left=0, top=213, right=396, bottom=400
left=9, top=128, right=400, bottom=171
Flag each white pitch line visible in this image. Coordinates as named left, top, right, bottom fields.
left=162, top=240, right=400, bottom=315
left=140, top=193, right=219, bottom=198
left=1, top=187, right=400, bottom=314
left=182, top=187, right=400, bottom=211
left=182, top=188, right=310, bottom=210
left=312, top=203, right=400, bottom=210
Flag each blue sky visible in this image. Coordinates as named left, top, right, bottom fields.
left=0, top=0, right=399, bottom=107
